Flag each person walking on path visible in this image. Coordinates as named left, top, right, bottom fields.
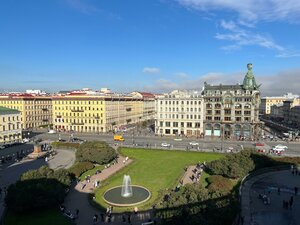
left=289, top=196, right=294, bottom=209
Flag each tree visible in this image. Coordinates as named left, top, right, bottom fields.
left=76, top=141, right=117, bottom=164
left=6, top=166, right=71, bottom=213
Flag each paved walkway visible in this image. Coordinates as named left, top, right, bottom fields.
left=182, top=165, right=202, bottom=185
left=241, top=169, right=300, bottom=225
left=64, top=156, right=155, bottom=225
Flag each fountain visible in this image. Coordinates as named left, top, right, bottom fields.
left=103, top=175, right=151, bottom=207
left=121, top=175, right=133, bottom=197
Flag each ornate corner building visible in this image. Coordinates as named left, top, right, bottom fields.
left=202, top=63, right=263, bottom=140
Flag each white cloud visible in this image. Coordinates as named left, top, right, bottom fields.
left=143, top=68, right=300, bottom=96
left=175, top=72, right=189, bottom=79
left=176, top=1, right=300, bottom=57
left=177, top=0, right=300, bottom=23
left=66, top=0, right=100, bottom=14
left=143, top=67, right=161, bottom=74
left=215, top=20, right=299, bottom=56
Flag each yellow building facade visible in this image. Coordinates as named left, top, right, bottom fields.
left=0, top=106, right=22, bottom=144
left=52, top=95, right=145, bottom=133
left=0, top=96, right=52, bottom=129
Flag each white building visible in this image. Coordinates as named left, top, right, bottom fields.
left=155, top=90, right=204, bottom=137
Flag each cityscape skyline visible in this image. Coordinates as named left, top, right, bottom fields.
left=1, top=0, right=300, bottom=96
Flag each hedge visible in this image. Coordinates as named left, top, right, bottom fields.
left=51, top=142, right=80, bottom=150
left=68, top=161, right=94, bottom=178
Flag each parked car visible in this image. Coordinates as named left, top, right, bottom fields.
left=174, top=138, right=182, bottom=141
left=274, top=144, right=288, bottom=150
left=161, top=142, right=171, bottom=147
left=48, top=129, right=56, bottom=134
left=256, top=149, right=266, bottom=153
left=255, top=143, right=265, bottom=147
left=22, top=138, right=30, bottom=143
left=189, top=141, right=199, bottom=146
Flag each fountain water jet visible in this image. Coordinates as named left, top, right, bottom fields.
left=121, top=175, right=133, bottom=197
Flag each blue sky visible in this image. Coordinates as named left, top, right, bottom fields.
left=0, top=0, right=300, bottom=96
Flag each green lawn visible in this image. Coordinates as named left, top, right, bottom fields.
left=4, top=209, right=73, bottom=225
left=94, top=148, right=222, bottom=211
left=79, top=165, right=104, bottom=181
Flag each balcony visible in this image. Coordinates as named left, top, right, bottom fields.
left=71, top=122, right=84, bottom=125
left=71, top=109, right=84, bottom=112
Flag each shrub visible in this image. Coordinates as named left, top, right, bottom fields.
left=76, top=141, right=117, bottom=164
left=68, top=161, right=94, bottom=178
left=207, top=149, right=255, bottom=178
left=6, top=166, right=71, bottom=213
left=207, top=175, right=233, bottom=194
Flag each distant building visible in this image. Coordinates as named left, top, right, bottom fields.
left=0, top=106, right=22, bottom=144
left=0, top=95, right=52, bottom=129
left=155, top=90, right=204, bottom=137
left=202, top=63, right=262, bottom=139
left=26, top=89, right=47, bottom=95
left=282, top=99, right=300, bottom=127
left=260, top=93, right=299, bottom=115
left=52, top=91, right=154, bottom=133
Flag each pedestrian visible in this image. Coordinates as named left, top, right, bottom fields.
left=100, top=213, right=104, bottom=222
left=295, top=187, right=298, bottom=196
left=122, top=214, right=126, bottom=223
left=76, top=208, right=79, bottom=217
left=278, top=187, right=281, bottom=195
left=127, top=213, right=131, bottom=223
left=290, top=196, right=294, bottom=208
left=0, top=187, right=2, bottom=197
left=93, top=214, right=98, bottom=223
left=240, top=216, right=244, bottom=225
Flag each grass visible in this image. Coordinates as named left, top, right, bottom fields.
left=4, top=209, right=74, bottom=225
left=79, top=165, right=105, bottom=181
left=94, top=148, right=222, bottom=212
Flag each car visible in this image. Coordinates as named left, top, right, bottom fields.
left=48, top=129, right=56, bottom=134
left=255, top=143, right=264, bottom=147
left=189, top=141, right=199, bottom=146
left=275, top=144, right=288, bottom=149
left=0, top=145, right=5, bottom=150
left=174, top=138, right=182, bottom=141
left=161, top=142, right=171, bottom=147
left=22, top=138, right=30, bottom=143
left=256, top=149, right=266, bottom=153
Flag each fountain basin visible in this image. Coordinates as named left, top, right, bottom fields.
left=103, top=185, right=151, bottom=207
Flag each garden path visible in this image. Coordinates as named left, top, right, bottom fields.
left=182, top=165, right=201, bottom=185
left=64, top=156, right=155, bottom=225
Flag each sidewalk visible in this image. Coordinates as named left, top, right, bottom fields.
left=241, top=169, right=300, bottom=225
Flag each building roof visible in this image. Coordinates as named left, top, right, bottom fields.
left=203, top=83, right=243, bottom=91
left=137, top=92, right=155, bottom=98
left=0, top=106, right=20, bottom=115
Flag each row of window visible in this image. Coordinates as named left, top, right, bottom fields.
left=159, top=114, right=201, bottom=120
left=205, top=116, right=252, bottom=122
left=159, top=121, right=201, bottom=128
left=159, top=100, right=202, bottom=105
left=55, top=119, right=103, bottom=124
left=206, top=110, right=251, bottom=115
left=2, top=116, right=19, bottom=122
left=1, top=123, right=20, bottom=131
left=56, top=113, right=103, bottom=117
left=54, top=100, right=103, bottom=105
left=159, top=107, right=202, bottom=112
